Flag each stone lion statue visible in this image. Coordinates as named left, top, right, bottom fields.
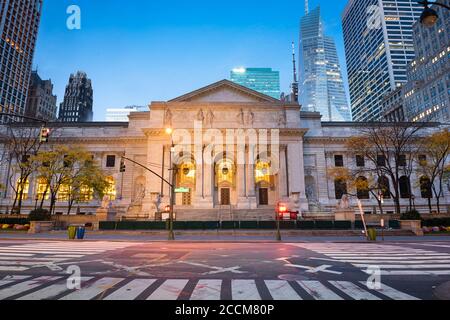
left=337, top=194, right=351, bottom=210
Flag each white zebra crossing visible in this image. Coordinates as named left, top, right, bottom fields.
left=289, top=243, right=450, bottom=276
left=0, top=275, right=421, bottom=300
left=0, top=241, right=143, bottom=271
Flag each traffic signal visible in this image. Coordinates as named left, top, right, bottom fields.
left=39, top=127, right=50, bottom=143
left=120, top=159, right=126, bottom=173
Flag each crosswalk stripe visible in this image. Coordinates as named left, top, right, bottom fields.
left=17, top=277, right=93, bottom=300
left=330, top=256, right=450, bottom=260
left=359, top=282, right=420, bottom=300
left=0, top=257, right=68, bottom=262
left=297, top=281, right=343, bottom=300
left=327, top=253, right=443, bottom=256
left=0, top=266, right=29, bottom=271
left=264, top=280, right=302, bottom=300
left=355, top=264, right=450, bottom=269
left=59, top=278, right=124, bottom=300
left=0, top=253, right=34, bottom=257
left=373, top=270, right=450, bottom=276
left=342, top=259, right=450, bottom=264
left=232, top=280, right=261, bottom=300
left=0, top=275, right=31, bottom=287
left=0, top=276, right=61, bottom=299
left=47, top=255, right=85, bottom=258
left=190, top=280, right=222, bottom=300
left=329, top=281, right=381, bottom=300
left=104, top=279, right=156, bottom=300
left=146, top=279, right=189, bottom=300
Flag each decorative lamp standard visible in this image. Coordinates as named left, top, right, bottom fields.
left=166, top=127, right=176, bottom=241
left=418, top=1, right=450, bottom=27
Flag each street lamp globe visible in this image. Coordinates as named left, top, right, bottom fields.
left=420, top=6, right=439, bottom=27
left=165, top=127, right=173, bottom=135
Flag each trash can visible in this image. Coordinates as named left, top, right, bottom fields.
left=68, top=226, right=77, bottom=240
left=76, top=225, right=86, bottom=240
left=367, top=228, right=377, bottom=242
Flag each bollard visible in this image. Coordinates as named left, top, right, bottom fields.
left=367, top=228, right=377, bottom=241
left=76, top=226, right=86, bottom=240
left=68, top=226, right=77, bottom=240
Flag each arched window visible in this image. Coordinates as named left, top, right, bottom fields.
left=178, top=160, right=196, bottom=188
left=36, top=178, right=50, bottom=200
left=15, top=178, right=30, bottom=201
left=420, top=176, right=433, bottom=199
left=58, top=184, right=71, bottom=202
left=104, top=176, right=116, bottom=201
left=356, top=176, right=370, bottom=199
left=378, top=176, right=391, bottom=199
left=255, top=160, right=272, bottom=186
left=399, top=176, right=411, bottom=199
left=215, top=159, right=235, bottom=187
left=334, top=179, right=347, bottom=200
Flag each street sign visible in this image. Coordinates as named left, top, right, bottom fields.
left=175, top=187, right=190, bottom=193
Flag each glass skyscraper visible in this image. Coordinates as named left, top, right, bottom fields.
left=342, top=0, right=423, bottom=122
left=230, top=68, right=280, bottom=99
left=299, top=6, right=351, bottom=122
left=0, top=0, right=43, bottom=122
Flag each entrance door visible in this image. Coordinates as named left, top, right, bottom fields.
left=259, top=188, right=269, bottom=205
left=220, top=188, right=231, bottom=206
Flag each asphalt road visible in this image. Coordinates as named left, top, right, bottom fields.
left=0, top=239, right=449, bottom=300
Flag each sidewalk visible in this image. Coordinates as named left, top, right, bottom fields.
left=1, top=230, right=449, bottom=242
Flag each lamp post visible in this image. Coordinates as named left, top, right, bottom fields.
left=418, top=1, right=450, bottom=27
left=166, top=127, right=176, bottom=241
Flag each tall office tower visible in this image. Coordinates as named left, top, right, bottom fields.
left=299, top=6, right=351, bottom=122
left=25, top=71, right=57, bottom=121
left=342, top=0, right=423, bottom=122
left=404, top=0, right=449, bottom=123
left=230, top=68, right=280, bottom=99
left=0, top=0, right=43, bottom=122
left=58, top=72, right=93, bottom=123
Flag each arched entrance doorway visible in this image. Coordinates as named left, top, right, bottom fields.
left=214, top=158, right=235, bottom=206
left=255, top=159, right=273, bottom=206
left=175, top=157, right=196, bottom=206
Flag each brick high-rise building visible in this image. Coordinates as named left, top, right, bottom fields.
left=25, top=71, right=57, bottom=121
left=58, top=72, right=94, bottom=123
left=0, top=0, right=43, bottom=122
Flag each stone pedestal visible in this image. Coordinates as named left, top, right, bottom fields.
left=96, top=208, right=117, bottom=221
left=400, top=220, right=423, bottom=236
left=334, top=210, right=356, bottom=222
left=28, top=221, right=54, bottom=234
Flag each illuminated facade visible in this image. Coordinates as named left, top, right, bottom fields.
left=0, top=80, right=448, bottom=220
left=403, top=0, right=450, bottom=123
left=299, top=6, right=351, bottom=121
left=0, top=0, right=43, bottom=122
left=342, top=0, right=423, bottom=121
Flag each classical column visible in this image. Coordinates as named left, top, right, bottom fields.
left=236, top=161, right=247, bottom=209
left=195, top=146, right=214, bottom=208
left=246, top=145, right=257, bottom=209
left=287, top=141, right=308, bottom=212
left=279, top=145, right=288, bottom=198
left=143, top=143, right=164, bottom=218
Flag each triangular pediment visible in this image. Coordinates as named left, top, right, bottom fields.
left=169, top=80, right=280, bottom=103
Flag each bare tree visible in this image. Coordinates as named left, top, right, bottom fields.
left=416, top=128, right=450, bottom=214
left=347, top=123, right=426, bottom=215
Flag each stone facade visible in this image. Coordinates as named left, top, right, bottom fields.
left=1, top=80, right=449, bottom=220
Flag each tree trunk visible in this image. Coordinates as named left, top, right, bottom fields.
left=67, top=199, right=74, bottom=215
left=428, top=197, right=432, bottom=213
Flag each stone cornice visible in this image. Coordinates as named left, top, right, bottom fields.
left=143, top=128, right=308, bottom=137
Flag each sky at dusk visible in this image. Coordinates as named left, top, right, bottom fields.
left=34, top=0, right=350, bottom=121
